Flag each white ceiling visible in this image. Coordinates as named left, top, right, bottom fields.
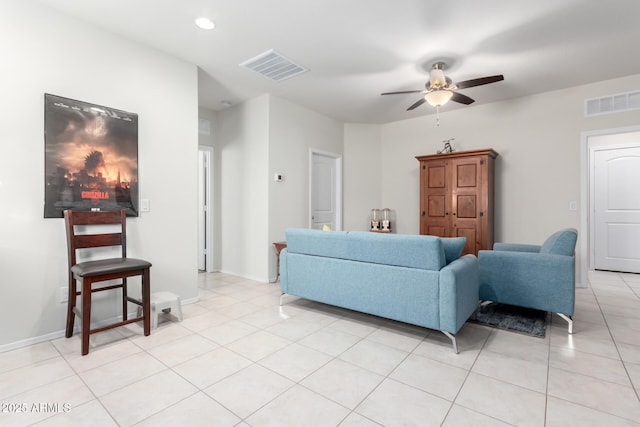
left=38, top=0, right=640, bottom=124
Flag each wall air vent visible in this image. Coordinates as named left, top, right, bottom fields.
left=198, top=118, right=211, bottom=135
left=240, top=49, right=308, bottom=82
left=585, top=90, right=640, bottom=117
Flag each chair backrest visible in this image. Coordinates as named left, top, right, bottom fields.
left=540, top=228, right=578, bottom=256
left=64, top=209, right=127, bottom=268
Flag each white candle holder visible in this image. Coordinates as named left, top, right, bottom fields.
left=381, top=208, right=391, bottom=232
left=370, top=209, right=380, bottom=231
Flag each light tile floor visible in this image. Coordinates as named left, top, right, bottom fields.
left=1, top=271, right=639, bottom=426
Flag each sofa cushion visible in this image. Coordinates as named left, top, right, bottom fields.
left=539, top=228, right=577, bottom=256
left=441, top=237, right=466, bottom=264
left=285, top=229, right=350, bottom=259
left=346, top=231, right=445, bottom=271
left=285, top=229, right=446, bottom=271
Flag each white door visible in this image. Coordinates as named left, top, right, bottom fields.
left=310, top=151, right=341, bottom=230
left=593, top=145, right=640, bottom=273
left=198, top=147, right=213, bottom=271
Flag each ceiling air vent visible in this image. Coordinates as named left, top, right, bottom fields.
left=240, top=49, right=308, bottom=82
left=585, top=90, right=640, bottom=117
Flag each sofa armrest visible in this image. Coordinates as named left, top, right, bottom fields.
left=478, top=250, right=575, bottom=315
left=493, top=242, right=541, bottom=253
left=439, top=254, right=479, bottom=334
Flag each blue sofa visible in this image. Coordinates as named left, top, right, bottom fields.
left=279, top=228, right=479, bottom=353
left=478, top=228, right=578, bottom=333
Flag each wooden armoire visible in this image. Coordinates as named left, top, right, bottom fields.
left=416, top=149, right=498, bottom=256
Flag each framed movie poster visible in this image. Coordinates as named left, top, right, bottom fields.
left=44, top=94, right=139, bottom=217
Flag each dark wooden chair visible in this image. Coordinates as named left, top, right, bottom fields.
left=64, top=209, right=152, bottom=355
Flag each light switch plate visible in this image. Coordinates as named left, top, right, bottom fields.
left=140, top=199, right=150, bottom=212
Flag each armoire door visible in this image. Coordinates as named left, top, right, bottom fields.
left=420, top=158, right=451, bottom=237
left=451, top=156, right=483, bottom=255
left=417, top=149, right=497, bottom=257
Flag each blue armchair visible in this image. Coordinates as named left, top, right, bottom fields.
left=478, top=228, right=578, bottom=333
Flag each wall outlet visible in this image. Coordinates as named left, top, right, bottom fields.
left=569, top=201, right=577, bottom=211
left=59, top=287, right=68, bottom=303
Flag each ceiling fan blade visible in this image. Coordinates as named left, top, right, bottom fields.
left=455, top=74, right=504, bottom=89
left=407, top=98, right=426, bottom=111
left=381, top=90, right=423, bottom=96
left=450, top=91, right=475, bottom=105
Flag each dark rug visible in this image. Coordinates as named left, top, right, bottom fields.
left=468, top=302, right=547, bottom=338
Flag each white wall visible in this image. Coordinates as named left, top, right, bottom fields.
left=217, top=96, right=270, bottom=281
left=217, top=94, right=343, bottom=281
left=268, top=96, right=344, bottom=280
left=343, top=124, right=382, bottom=231
left=198, top=107, right=218, bottom=148
left=343, top=73, right=640, bottom=286
left=0, top=3, right=199, bottom=349
left=198, top=107, right=221, bottom=271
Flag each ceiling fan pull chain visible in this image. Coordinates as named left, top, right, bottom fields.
left=436, top=105, right=441, bottom=127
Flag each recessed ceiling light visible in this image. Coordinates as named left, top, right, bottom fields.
left=195, top=17, right=215, bottom=30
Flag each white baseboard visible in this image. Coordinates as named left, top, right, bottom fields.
left=181, top=296, right=199, bottom=305
left=0, top=330, right=68, bottom=354
left=218, top=269, right=270, bottom=283
left=0, top=298, right=200, bottom=354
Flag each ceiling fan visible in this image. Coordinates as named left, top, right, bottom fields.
left=381, top=62, right=504, bottom=111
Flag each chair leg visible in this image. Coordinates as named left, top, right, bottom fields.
left=81, top=278, right=92, bottom=356
left=122, top=278, right=128, bottom=321
left=557, top=313, right=573, bottom=334
left=65, top=278, right=76, bottom=338
left=441, top=331, right=459, bottom=354
left=142, top=268, right=151, bottom=336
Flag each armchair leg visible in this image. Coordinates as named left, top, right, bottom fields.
left=441, top=331, right=459, bottom=354
left=279, top=293, right=286, bottom=307
left=557, top=313, right=573, bottom=334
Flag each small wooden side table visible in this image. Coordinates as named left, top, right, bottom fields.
left=272, top=241, right=287, bottom=282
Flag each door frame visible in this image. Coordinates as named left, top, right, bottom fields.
left=198, top=145, right=214, bottom=272
left=580, top=125, right=640, bottom=285
left=309, top=148, right=343, bottom=231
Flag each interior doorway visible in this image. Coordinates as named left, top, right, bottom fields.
left=309, top=149, right=342, bottom=230
left=581, top=127, right=640, bottom=282
left=591, top=137, right=640, bottom=273
left=198, top=146, right=214, bottom=272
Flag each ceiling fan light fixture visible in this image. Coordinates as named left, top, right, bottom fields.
left=429, top=69, right=446, bottom=87
left=424, top=90, right=453, bottom=107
